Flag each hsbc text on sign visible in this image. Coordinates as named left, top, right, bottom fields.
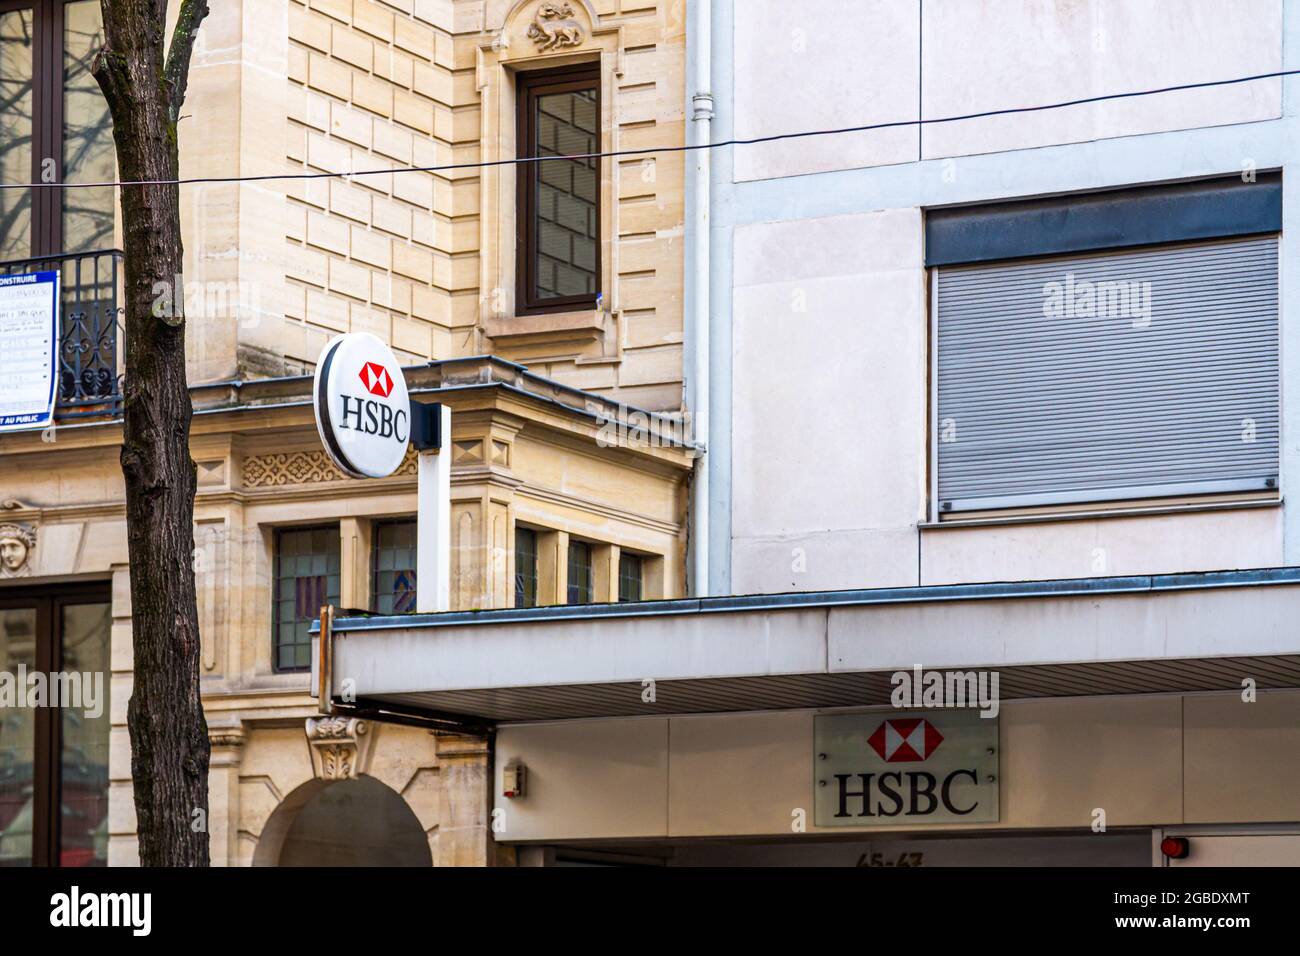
left=814, top=710, right=999, bottom=827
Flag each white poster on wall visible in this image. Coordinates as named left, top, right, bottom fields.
left=0, top=271, right=60, bottom=432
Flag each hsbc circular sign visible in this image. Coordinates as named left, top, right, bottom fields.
left=313, top=333, right=411, bottom=478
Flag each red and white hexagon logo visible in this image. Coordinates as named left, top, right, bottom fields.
left=867, top=718, right=944, bottom=763
left=359, top=361, right=393, bottom=398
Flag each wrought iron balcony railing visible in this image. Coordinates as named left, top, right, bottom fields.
left=0, top=249, right=124, bottom=420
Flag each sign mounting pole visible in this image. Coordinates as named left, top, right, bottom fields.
left=412, top=401, right=451, bottom=613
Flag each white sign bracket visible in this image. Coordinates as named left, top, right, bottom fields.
left=412, top=401, right=451, bottom=613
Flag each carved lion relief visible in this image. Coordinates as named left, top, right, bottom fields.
left=528, top=2, right=584, bottom=52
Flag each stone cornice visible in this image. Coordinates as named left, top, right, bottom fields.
left=516, top=483, right=680, bottom=536
left=0, top=356, right=697, bottom=472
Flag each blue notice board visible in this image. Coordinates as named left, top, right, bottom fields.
left=0, top=270, right=60, bottom=431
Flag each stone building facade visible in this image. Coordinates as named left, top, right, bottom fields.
left=0, top=0, right=691, bottom=867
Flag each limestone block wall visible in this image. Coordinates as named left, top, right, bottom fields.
left=280, top=0, right=477, bottom=370
left=265, top=0, right=686, bottom=410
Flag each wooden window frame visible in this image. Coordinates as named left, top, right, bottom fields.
left=272, top=524, right=340, bottom=674
left=617, top=550, right=643, bottom=603
left=514, top=525, right=538, bottom=609
left=0, top=0, right=92, bottom=258
left=370, top=518, right=418, bottom=615
left=566, top=538, right=593, bottom=605
left=0, top=581, right=110, bottom=867
left=515, top=64, right=601, bottom=316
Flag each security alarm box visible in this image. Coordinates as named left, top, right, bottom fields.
left=503, top=764, right=527, bottom=798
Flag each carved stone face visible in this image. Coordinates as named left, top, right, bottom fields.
left=0, top=536, right=28, bottom=572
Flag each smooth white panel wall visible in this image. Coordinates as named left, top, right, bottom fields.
left=922, top=0, right=1282, bottom=158
left=733, top=0, right=920, bottom=181
left=921, top=507, right=1285, bottom=586
left=731, top=209, right=926, bottom=594
left=731, top=0, right=1281, bottom=179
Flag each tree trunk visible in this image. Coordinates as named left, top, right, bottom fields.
left=93, top=0, right=210, bottom=867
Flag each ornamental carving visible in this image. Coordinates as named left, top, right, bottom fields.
left=208, top=720, right=246, bottom=750
left=242, top=448, right=417, bottom=487
left=306, top=716, right=377, bottom=781
left=528, top=2, right=584, bottom=52
left=0, top=522, right=35, bottom=578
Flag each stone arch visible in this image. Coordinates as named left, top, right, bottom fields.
left=251, top=775, right=432, bottom=867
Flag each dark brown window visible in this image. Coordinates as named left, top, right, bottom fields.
left=0, top=0, right=114, bottom=261
left=516, top=65, right=600, bottom=314
left=618, top=551, right=643, bottom=603
left=566, top=539, right=592, bottom=605
left=273, top=525, right=340, bottom=673
left=371, top=519, right=417, bottom=615
left=0, top=584, right=111, bottom=867
left=514, top=526, right=537, bottom=609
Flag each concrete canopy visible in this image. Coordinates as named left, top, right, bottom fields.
left=313, top=567, right=1300, bottom=726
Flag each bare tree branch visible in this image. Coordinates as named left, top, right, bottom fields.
left=163, top=0, right=209, bottom=118
left=90, top=44, right=130, bottom=115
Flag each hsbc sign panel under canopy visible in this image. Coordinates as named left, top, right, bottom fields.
left=814, top=711, right=998, bottom=827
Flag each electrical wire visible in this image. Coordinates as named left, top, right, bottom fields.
left=2, top=66, right=1296, bottom=191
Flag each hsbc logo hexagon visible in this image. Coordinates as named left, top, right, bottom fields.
left=867, top=717, right=944, bottom=763
left=360, top=362, right=394, bottom=398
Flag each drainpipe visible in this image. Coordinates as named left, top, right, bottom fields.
left=688, top=0, right=713, bottom=596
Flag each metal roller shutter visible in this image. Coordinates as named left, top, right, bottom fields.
left=935, top=235, right=1279, bottom=513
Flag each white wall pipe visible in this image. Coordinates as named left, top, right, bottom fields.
left=688, top=0, right=713, bottom=596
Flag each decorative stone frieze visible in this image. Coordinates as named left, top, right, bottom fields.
left=242, top=448, right=417, bottom=487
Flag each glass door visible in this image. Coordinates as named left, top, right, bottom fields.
left=58, top=599, right=109, bottom=866
left=0, top=585, right=110, bottom=866
left=0, top=604, right=39, bottom=865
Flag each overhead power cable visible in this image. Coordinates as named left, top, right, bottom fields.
left=1, top=67, right=1295, bottom=192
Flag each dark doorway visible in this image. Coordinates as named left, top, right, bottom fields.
left=276, top=776, right=432, bottom=867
